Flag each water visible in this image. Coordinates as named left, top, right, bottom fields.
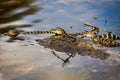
left=0, top=0, right=120, bottom=80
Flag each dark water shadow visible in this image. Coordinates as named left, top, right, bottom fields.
left=0, top=25, right=32, bottom=34
left=5, top=37, right=25, bottom=42
left=0, top=0, right=43, bottom=34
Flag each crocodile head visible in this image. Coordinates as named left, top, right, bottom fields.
left=4, top=30, right=19, bottom=38
left=82, top=31, right=97, bottom=39
left=50, top=27, right=67, bottom=35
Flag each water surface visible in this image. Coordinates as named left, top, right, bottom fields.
left=0, top=0, right=120, bottom=80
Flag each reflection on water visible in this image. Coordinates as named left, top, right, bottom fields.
left=0, top=0, right=39, bottom=24
left=0, top=41, right=120, bottom=80
left=51, top=50, right=109, bottom=67
left=0, top=0, right=42, bottom=34
left=51, top=50, right=73, bottom=67
left=0, top=24, right=33, bottom=34
left=0, top=0, right=120, bottom=80
left=5, top=37, right=25, bottom=42
left=37, top=38, right=109, bottom=61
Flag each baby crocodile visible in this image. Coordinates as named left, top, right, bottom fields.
left=81, top=31, right=120, bottom=47
left=50, top=27, right=78, bottom=41
left=3, top=27, right=78, bottom=41
left=4, top=29, right=53, bottom=38
left=99, top=32, right=120, bottom=40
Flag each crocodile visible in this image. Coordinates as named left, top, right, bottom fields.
left=3, top=27, right=78, bottom=41
left=49, top=27, right=76, bottom=40
left=81, top=31, right=120, bottom=47
left=99, top=32, right=120, bottom=40
left=4, top=29, right=53, bottom=38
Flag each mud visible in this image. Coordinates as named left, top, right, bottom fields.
left=36, top=37, right=109, bottom=60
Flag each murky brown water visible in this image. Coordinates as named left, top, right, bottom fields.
left=0, top=0, right=120, bottom=80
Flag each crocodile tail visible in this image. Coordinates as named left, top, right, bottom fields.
left=107, top=41, right=120, bottom=47
left=99, top=33, right=120, bottom=40
left=22, top=31, right=53, bottom=34
left=100, top=39, right=120, bottom=47
left=112, top=35, right=120, bottom=40
left=111, top=41, right=120, bottom=47
left=107, top=32, right=120, bottom=40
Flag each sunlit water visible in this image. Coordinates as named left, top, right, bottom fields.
left=0, top=0, right=120, bottom=80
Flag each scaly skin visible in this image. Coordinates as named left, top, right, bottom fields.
left=98, top=39, right=120, bottom=47
left=4, top=30, right=19, bottom=38
left=4, top=30, right=53, bottom=38
left=3, top=27, right=77, bottom=41
left=50, top=27, right=77, bottom=41
left=99, top=32, right=120, bottom=40
left=81, top=31, right=120, bottom=47
left=4, top=27, right=119, bottom=47
left=50, top=27, right=67, bottom=35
